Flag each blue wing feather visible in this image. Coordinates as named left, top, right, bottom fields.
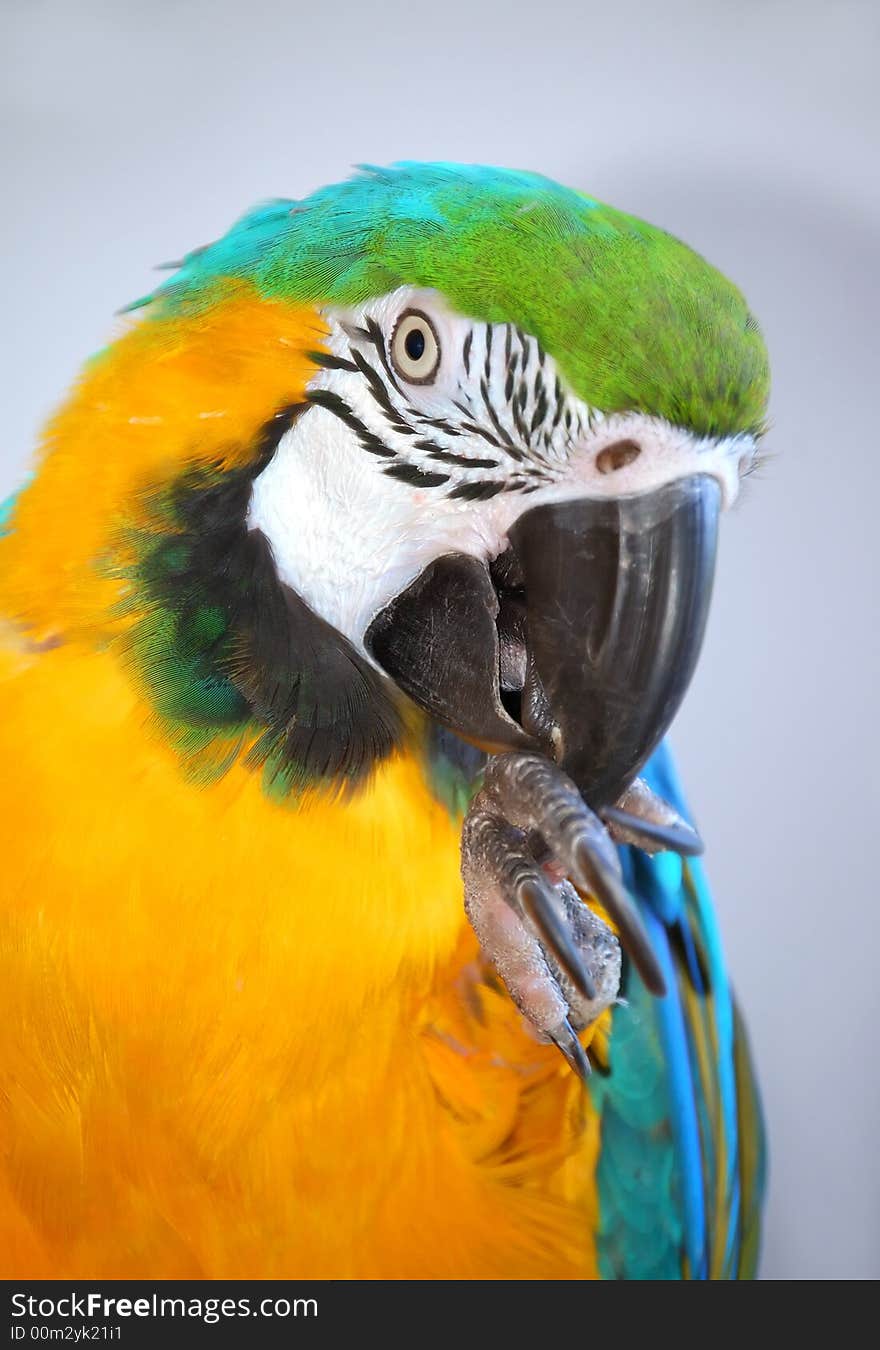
left=590, top=741, right=765, bottom=1279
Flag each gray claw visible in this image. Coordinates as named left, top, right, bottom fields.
left=603, top=778, right=704, bottom=857
left=573, top=842, right=667, bottom=997
left=518, top=876, right=597, bottom=1002
left=549, top=1017, right=592, bottom=1087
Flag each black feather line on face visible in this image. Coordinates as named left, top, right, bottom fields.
left=307, top=350, right=359, bottom=373
left=418, top=416, right=461, bottom=437
left=348, top=348, right=416, bottom=435
left=448, top=479, right=506, bottom=501
left=531, top=386, right=549, bottom=435
left=479, top=376, right=520, bottom=455
left=383, top=462, right=450, bottom=487
left=126, top=404, right=404, bottom=797
left=363, top=316, right=407, bottom=397
left=420, top=443, right=500, bottom=469
left=306, top=388, right=396, bottom=458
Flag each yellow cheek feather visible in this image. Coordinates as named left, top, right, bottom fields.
left=0, top=285, right=606, bottom=1279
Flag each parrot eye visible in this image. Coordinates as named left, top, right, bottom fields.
left=390, top=310, right=441, bottom=384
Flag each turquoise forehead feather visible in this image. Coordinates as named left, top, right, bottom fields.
left=144, top=162, right=769, bottom=438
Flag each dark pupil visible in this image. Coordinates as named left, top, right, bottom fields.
left=404, top=327, right=426, bottom=362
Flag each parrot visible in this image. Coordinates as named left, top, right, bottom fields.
left=0, top=162, right=767, bottom=1281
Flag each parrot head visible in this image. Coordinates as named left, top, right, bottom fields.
left=9, top=163, right=769, bottom=812
left=173, top=162, right=767, bottom=807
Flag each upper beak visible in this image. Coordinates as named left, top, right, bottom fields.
left=365, top=474, right=721, bottom=809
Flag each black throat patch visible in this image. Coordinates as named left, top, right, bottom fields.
left=120, top=405, right=404, bottom=798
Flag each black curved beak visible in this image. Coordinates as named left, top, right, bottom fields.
left=366, top=474, right=720, bottom=809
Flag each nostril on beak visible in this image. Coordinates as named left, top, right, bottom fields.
left=596, top=440, right=642, bottom=475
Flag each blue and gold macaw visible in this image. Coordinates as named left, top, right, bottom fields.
left=0, top=163, right=765, bottom=1279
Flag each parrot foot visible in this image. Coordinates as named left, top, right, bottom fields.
left=461, top=753, right=695, bottom=1082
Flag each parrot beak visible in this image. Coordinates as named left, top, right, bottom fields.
left=508, top=474, right=720, bottom=806
left=366, top=474, right=720, bottom=810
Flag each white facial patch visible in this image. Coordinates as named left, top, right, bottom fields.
left=247, top=286, right=756, bottom=653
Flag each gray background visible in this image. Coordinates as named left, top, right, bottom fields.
left=3, top=0, right=877, bottom=1279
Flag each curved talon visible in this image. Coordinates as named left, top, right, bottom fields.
left=548, top=1017, right=592, bottom=1087
left=572, top=843, right=667, bottom=996
left=518, top=877, right=597, bottom=1002
left=603, top=777, right=704, bottom=857
left=602, top=804, right=703, bottom=857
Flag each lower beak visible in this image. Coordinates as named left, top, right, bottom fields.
left=366, top=474, right=720, bottom=809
